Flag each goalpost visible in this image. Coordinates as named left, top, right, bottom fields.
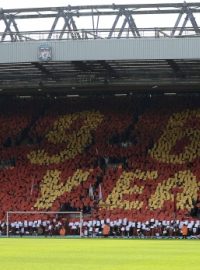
left=6, top=211, right=83, bottom=238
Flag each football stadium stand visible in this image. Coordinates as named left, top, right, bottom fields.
left=1, top=2, right=200, bottom=238
left=0, top=95, right=200, bottom=237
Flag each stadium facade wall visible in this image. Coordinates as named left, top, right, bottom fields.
left=0, top=38, right=200, bottom=63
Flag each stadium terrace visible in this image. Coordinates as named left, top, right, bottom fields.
left=1, top=2, right=200, bottom=240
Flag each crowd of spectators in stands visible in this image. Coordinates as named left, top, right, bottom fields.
left=1, top=96, right=200, bottom=236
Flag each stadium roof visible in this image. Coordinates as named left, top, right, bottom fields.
left=1, top=59, right=200, bottom=96
left=1, top=2, right=200, bottom=96
left=1, top=2, right=200, bottom=41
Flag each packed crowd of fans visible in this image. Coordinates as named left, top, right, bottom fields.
left=0, top=95, right=200, bottom=237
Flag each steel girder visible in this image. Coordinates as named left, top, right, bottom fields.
left=0, top=3, right=200, bottom=41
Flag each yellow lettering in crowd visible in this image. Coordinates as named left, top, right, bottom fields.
left=28, top=111, right=103, bottom=165
left=149, top=170, right=198, bottom=211
left=101, top=170, right=158, bottom=210
left=149, top=110, right=200, bottom=164
left=34, top=169, right=90, bottom=210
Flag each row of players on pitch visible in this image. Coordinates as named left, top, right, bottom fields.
left=0, top=218, right=200, bottom=238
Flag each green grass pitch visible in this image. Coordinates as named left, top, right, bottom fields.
left=0, top=239, right=200, bottom=270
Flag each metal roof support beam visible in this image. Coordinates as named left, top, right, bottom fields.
left=95, top=15, right=100, bottom=38
left=123, top=10, right=140, bottom=37
left=178, top=14, right=189, bottom=36
left=108, top=12, right=121, bottom=39
left=123, top=17, right=137, bottom=37
left=59, top=12, right=80, bottom=39
left=91, top=11, right=100, bottom=38
left=1, top=18, right=12, bottom=41
left=70, top=17, right=81, bottom=39
left=11, top=17, right=23, bottom=41
left=59, top=13, right=72, bottom=39
left=1, top=3, right=200, bottom=41
left=1, top=3, right=200, bottom=14
left=170, top=10, right=183, bottom=37
left=109, top=9, right=140, bottom=39
left=47, top=12, right=60, bottom=40
left=117, top=18, right=127, bottom=38
left=5, top=9, right=200, bottom=19
left=1, top=15, right=15, bottom=41
left=92, top=8, right=95, bottom=32
left=184, top=6, right=200, bottom=34
left=2, top=4, right=200, bottom=19
left=129, top=15, right=140, bottom=37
